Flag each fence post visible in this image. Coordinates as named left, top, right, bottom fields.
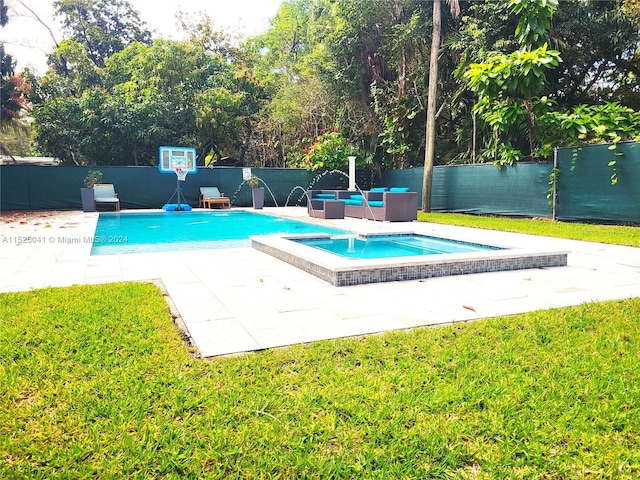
left=552, top=147, right=558, bottom=221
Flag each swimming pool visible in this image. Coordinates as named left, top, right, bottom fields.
left=91, top=210, right=347, bottom=255
left=293, top=234, right=501, bottom=259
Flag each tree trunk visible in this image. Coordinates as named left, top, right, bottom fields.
left=421, top=0, right=441, bottom=212
left=398, top=46, right=407, bottom=98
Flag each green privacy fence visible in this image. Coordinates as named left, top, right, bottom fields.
left=1, top=143, right=638, bottom=223
left=0, top=163, right=552, bottom=216
left=556, top=142, right=640, bottom=223
left=377, top=163, right=553, bottom=217
left=0, top=166, right=373, bottom=211
left=432, top=163, right=552, bottom=216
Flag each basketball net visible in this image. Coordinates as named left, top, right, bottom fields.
left=175, top=167, right=187, bottom=182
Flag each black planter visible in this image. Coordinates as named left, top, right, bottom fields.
left=252, top=188, right=264, bottom=209
left=81, top=188, right=95, bottom=212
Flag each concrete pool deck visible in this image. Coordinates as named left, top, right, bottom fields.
left=1, top=207, right=639, bottom=358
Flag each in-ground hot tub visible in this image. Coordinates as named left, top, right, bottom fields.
left=292, top=233, right=502, bottom=259
left=251, top=232, right=568, bottom=286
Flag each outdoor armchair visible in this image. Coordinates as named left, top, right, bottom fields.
left=93, top=184, right=120, bottom=211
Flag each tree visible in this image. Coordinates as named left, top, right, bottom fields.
left=319, top=0, right=430, bottom=168
left=456, top=0, right=562, bottom=166
left=248, top=0, right=328, bottom=166
left=464, top=44, right=561, bottom=164
left=54, top=0, right=151, bottom=68
left=32, top=37, right=262, bottom=166
left=547, top=0, right=640, bottom=109
left=422, top=0, right=459, bottom=213
left=1, top=47, right=30, bottom=124
left=370, top=1, right=433, bottom=168
left=22, top=0, right=640, bottom=171
left=1, top=1, right=32, bottom=158
left=253, top=0, right=439, bottom=169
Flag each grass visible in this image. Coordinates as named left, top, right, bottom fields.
left=2, top=282, right=640, bottom=478
left=418, top=212, right=640, bottom=247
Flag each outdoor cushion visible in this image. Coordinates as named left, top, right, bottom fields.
left=349, top=194, right=363, bottom=201
left=200, top=186, right=222, bottom=198
left=368, top=200, right=384, bottom=208
left=343, top=199, right=363, bottom=206
left=390, top=187, right=410, bottom=192
left=370, top=187, right=388, bottom=192
left=313, top=193, right=335, bottom=199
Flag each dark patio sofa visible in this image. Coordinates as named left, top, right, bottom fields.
left=308, top=187, right=417, bottom=222
left=363, top=188, right=418, bottom=222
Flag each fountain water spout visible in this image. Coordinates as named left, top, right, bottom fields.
left=284, top=169, right=377, bottom=219
left=230, top=177, right=279, bottom=208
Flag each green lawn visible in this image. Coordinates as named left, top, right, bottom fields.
left=1, top=215, right=640, bottom=478
left=418, top=212, right=640, bottom=247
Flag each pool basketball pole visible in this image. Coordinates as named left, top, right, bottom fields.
left=164, top=168, right=189, bottom=210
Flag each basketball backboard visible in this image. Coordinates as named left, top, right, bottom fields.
left=158, top=146, right=197, bottom=174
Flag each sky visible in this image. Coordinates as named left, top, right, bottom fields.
left=2, top=0, right=284, bottom=75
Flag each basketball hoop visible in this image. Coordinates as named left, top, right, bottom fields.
left=175, top=168, right=187, bottom=182
left=159, top=146, right=196, bottom=211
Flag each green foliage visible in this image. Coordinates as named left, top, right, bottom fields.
left=2, top=282, right=640, bottom=476
left=454, top=0, right=640, bottom=174
left=511, top=0, right=558, bottom=48
left=194, top=86, right=245, bottom=161
left=547, top=166, right=560, bottom=207
left=50, top=39, right=103, bottom=91
left=18, top=0, right=640, bottom=174
left=465, top=45, right=561, bottom=99
left=300, top=128, right=351, bottom=171
left=248, top=0, right=352, bottom=166
left=546, top=1, right=640, bottom=110
left=541, top=102, right=640, bottom=184
left=1, top=46, right=17, bottom=123
left=247, top=174, right=260, bottom=188
left=464, top=44, right=562, bottom=163
left=0, top=43, right=32, bottom=156
left=373, top=84, right=424, bottom=168
left=542, top=102, right=640, bottom=146
left=31, top=39, right=261, bottom=166
left=83, top=169, right=102, bottom=188
left=322, top=0, right=436, bottom=168
left=54, top=0, right=151, bottom=67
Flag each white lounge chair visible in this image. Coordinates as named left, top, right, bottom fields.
left=199, top=187, right=230, bottom=209
left=94, top=184, right=120, bottom=211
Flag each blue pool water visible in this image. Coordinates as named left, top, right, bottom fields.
left=293, top=234, right=501, bottom=259
left=91, top=210, right=347, bottom=255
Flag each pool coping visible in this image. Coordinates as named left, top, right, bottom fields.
left=251, top=231, right=569, bottom=287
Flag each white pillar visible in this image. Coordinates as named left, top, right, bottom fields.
left=348, top=156, right=356, bottom=191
